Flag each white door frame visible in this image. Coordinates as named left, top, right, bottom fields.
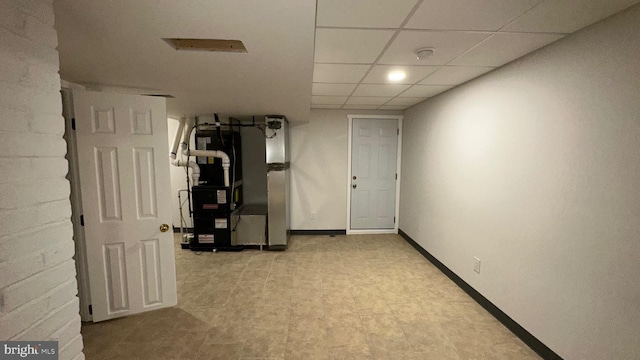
left=346, top=114, right=403, bottom=235
left=61, top=87, right=93, bottom=322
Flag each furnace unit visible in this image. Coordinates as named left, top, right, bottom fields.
left=170, top=114, right=289, bottom=251
left=189, top=118, right=243, bottom=251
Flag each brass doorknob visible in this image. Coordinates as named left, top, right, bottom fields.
left=160, top=224, right=170, bottom=232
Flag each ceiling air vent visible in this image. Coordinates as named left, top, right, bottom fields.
left=163, top=38, right=247, bottom=53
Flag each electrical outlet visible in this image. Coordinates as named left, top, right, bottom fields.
left=310, top=212, right=316, bottom=220
left=473, top=257, right=481, bottom=274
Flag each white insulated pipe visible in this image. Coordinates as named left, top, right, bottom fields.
left=170, top=117, right=186, bottom=160
left=180, top=117, right=194, bottom=151
left=169, top=117, right=201, bottom=184
left=185, top=149, right=230, bottom=187
left=171, top=159, right=200, bottom=184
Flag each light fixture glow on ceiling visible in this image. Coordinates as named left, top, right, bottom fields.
left=388, top=70, right=406, bottom=82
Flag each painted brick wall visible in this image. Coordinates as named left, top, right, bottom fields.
left=0, top=1, right=83, bottom=359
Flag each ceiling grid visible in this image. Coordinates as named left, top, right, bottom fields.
left=52, top=0, right=640, bottom=118
left=312, top=0, right=640, bottom=110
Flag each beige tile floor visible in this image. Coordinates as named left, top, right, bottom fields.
left=81, top=234, right=540, bottom=360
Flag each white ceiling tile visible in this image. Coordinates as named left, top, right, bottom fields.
left=313, top=64, right=371, bottom=83
left=386, top=97, right=427, bottom=106
left=312, top=95, right=348, bottom=105
left=342, top=105, right=382, bottom=110
left=419, top=66, right=495, bottom=85
left=450, top=32, right=565, bottom=66
left=316, top=0, right=419, bottom=28
left=406, top=0, right=542, bottom=31
left=502, top=0, right=640, bottom=34
left=353, top=84, right=411, bottom=97
left=362, top=65, right=439, bottom=84
left=379, top=105, right=409, bottom=110
left=346, top=97, right=394, bottom=105
left=379, top=31, right=491, bottom=65
left=311, top=104, right=343, bottom=109
left=315, top=29, right=395, bottom=63
left=312, top=83, right=358, bottom=96
left=399, top=85, right=452, bottom=97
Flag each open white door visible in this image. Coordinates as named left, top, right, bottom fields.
left=73, top=90, right=177, bottom=322
left=347, top=115, right=402, bottom=234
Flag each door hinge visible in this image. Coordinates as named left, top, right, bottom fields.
left=71, top=118, right=76, bottom=130
left=394, top=216, right=396, bottom=223
left=397, top=128, right=399, bottom=135
left=395, top=173, right=397, bottom=180
left=80, top=215, right=84, bottom=226
left=88, top=305, right=92, bottom=315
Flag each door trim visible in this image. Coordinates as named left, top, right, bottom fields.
left=346, top=114, right=403, bottom=235
left=61, top=88, right=93, bottom=322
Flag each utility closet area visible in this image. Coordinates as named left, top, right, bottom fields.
left=170, top=114, right=290, bottom=252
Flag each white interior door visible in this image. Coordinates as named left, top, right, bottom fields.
left=350, top=117, right=399, bottom=230
left=73, top=90, right=177, bottom=322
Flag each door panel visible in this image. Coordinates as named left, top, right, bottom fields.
left=350, top=118, right=398, bottom=229
left=104, top=242, right=129, bottom=312
left=73, top=90, right=176, bottom=322
left=140, top=238, right=162, bottom=306
left=133, top=147, right=158, bottom=218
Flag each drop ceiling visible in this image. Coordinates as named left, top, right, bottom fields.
left=53, top=1, right=639, bottom=121
left=312, top=0, right=640, bottom=110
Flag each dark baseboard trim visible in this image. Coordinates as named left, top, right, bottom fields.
left=174, top=228, right=346, bottom=236
left=290, top=229, right=346, bottom=236
left=398, top=229, right=562, bottom=360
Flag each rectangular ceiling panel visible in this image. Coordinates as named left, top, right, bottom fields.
left=379, top=105, right=409, bottom=110
left=353, top=84, right=411, bottom=97
left=316, top=0, right=419, bottom=28
left=315, top=28, right=395, bottom=63
left=346, top=97, right=394, bottom=105
left=419, top=66, right=495, bottom=85
left=406, top=0, right=542, bottom=31
left=501, top=0, right=640, bottom=34
left=385, top=97, right=427, bottom=106
left=450, top=32, right=565, bottom=66
left=400, top=85, right=452, bottom=98
left=362, top=65, right=439, bottom=84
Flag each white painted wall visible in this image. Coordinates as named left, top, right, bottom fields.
left=0, top=1, right=83, bottom=359
left=400, top=5, right=640, bottom=360
left=290, top=109, right=401, bottom=230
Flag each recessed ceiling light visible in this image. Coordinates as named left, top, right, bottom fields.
left=415, top=47, right=435, bottom=60
left=163, top=38, right=248, bottom=53
left=388, top=70, right=407, bottom=82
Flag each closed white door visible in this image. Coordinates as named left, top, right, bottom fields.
left=73, top=90, right=177, bottom=322
left=350, top=118, right=399, bottom=229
